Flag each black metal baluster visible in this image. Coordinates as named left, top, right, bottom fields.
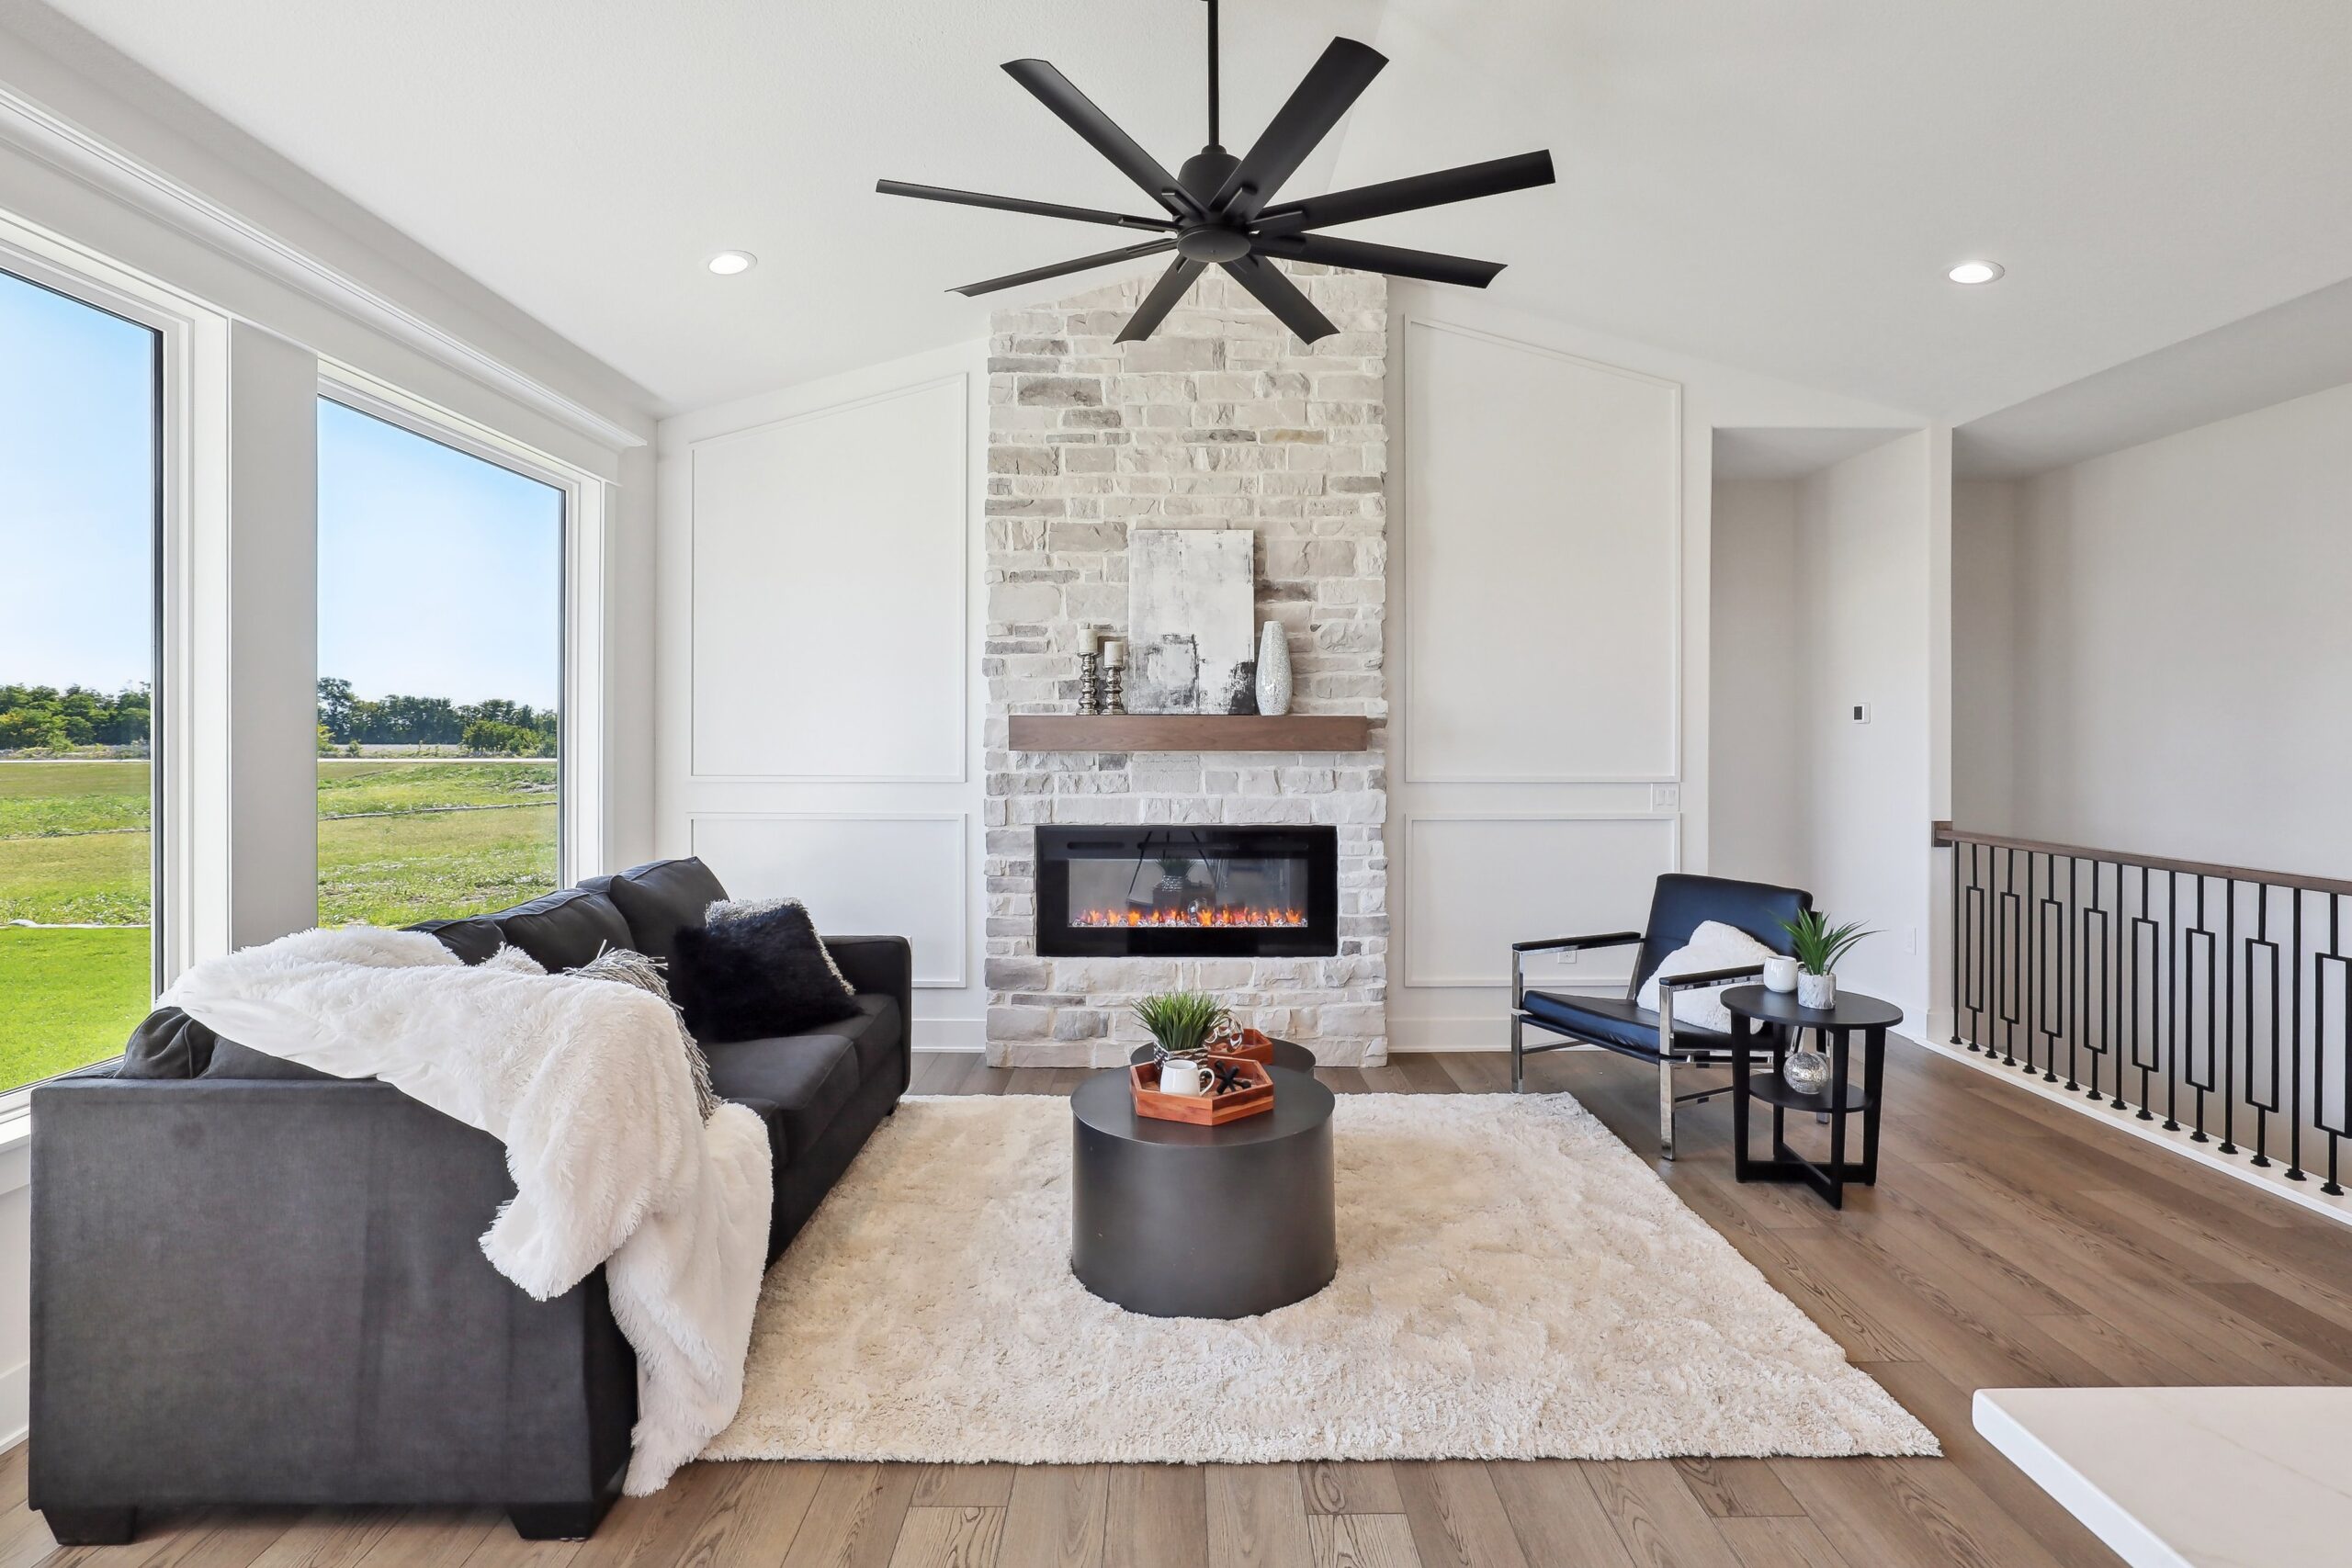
left=2109, top=856, right=2127, bottom=1110
left=1971, top=840, right=1988, bottom=1050
left=2290, top=890, right=2307, bottom=1181
left=2326, top=896, right=2344, bottom=1196
left=2220, top=877, right=2237, bottom=1154
left=2132, top=866, right=2157, bottom=1121
left=2187, top=874, right=2212, bottom=1143
left=1950, top=836, right=1964, bottom=1046
left=1996, top=848, right=2018, bottom=1066
left=2246, top=886, right=2277, bottom=1167
left=2064, top=856, right=2081, bottom=1090
left=2165, top=869, right=2183, bottom=1132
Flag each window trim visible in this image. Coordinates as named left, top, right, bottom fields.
left=0, top=216, right=226, bottom=1108
left=315, top=366, right=609, bottom=886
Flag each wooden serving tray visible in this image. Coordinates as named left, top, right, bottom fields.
left=1129, top=1059, right=1275, bottom=1124
left=1205, top=1028, right=1274, bottom=1065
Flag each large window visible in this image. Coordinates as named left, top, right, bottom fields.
left=0, top=267, right=162, bottom=1090
left=315, top=398, right=566, bottom=926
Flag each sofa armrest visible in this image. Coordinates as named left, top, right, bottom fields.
left=28, top=1077, right=633, bottom=1517
left=823, top=934, right=912, bottom=1038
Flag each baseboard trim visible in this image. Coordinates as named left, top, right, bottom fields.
left=1917, top=1037, right=2352, bottom=1231
left=0, top=1357, right=26, bottom=1453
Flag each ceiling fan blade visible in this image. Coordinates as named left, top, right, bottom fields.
left=877, top=180, right=1176, bottom=232
left=1002, top=59, right=1190, bottom=216
left=1210, top=39, right=1387, bottom=219
left=949, top=239, right=1178, bottom=298
left=1221, top=255, right=1339, bottom=344
left=1254, top=233, right=1504, bottom=288
left=1255, top=150, right=1555, bottom=233
left=1117, top=257, right=1207, bottom=343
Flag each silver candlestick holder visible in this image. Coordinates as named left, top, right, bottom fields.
left=1101, top=637, right=1126, bottom=715
left=1077, top=651, right=1102, bottom=715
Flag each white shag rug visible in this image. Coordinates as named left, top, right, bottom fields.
left=702, top=1092, right=1938, bottom=1464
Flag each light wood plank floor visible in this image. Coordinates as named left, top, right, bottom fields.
left=9, top=1043, right=2351, bottom=1567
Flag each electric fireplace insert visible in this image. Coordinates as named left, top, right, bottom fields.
left=1035, top=825, right=1339, bottom=957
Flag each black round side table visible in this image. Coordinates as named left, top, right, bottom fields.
left=1721, top=985, right=1903, bottom=1210
left=1126, top=1037, right=1319, bottom=1075
left=1070, top=1065, right=1337, bottom=1318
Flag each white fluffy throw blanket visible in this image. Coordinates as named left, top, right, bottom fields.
left=160, top=926, right=773, bottom=1494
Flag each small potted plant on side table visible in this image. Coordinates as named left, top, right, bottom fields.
left=1776, top=910, right=1874, bottom=1094
left=1779, top=910, right=1872, bottom=1011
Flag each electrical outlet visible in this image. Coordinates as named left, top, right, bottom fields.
left=1651, top=783, right=1679, bottom=811
left=1851, top=703, right=1872, bottom=725
left=1905, top=925, right=1917, bottom=953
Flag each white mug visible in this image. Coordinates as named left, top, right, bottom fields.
left=1763, top=954, right=1800, bottom=994
left=1159, top=1057, right=1210, bottom=1096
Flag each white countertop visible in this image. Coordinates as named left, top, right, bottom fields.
left=1974, top=1386, right=2352, bottom=1568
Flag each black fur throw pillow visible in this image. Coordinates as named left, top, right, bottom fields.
left=671, top=897, right=862, bottom=1044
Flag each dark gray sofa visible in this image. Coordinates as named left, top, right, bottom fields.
left=27, top=857, right=909, bottom=1546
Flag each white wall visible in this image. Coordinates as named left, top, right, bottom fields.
left=655, top=344, right=990, bottom=1048
left=1975, top=379, right=2352, bottom=878
left=1792, top=434, right=1940, bottom=1026
left=1951, top=479, right=2019, bottom=833
left=1707, top=478, right=1805, bottom=887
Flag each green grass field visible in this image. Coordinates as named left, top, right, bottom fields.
left=1, top=757, right=558, bottom=1090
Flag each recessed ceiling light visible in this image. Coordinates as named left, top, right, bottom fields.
left=1947, top=260, right=2004, bottom=285
left=707, top=250, right=757, bottom=276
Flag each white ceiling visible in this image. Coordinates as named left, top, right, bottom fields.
left=28, top=0, right=2352, bottom=423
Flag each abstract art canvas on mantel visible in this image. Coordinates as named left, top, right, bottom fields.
left=1127, top=529, right=1258, bottom=715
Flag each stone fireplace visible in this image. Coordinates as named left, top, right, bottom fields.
left=982, top=263, right=1389, bottom=1066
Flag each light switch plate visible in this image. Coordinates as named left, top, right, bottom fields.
left=1651, top=783, right=1680, bottom=811
left=1851, top=703, right=1872, bottom=724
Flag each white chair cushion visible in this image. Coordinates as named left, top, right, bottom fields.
left=1634, top=920, right=1777, bottom=1033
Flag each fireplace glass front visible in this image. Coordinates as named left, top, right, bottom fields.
left=1035, top=826, right=1339, bottom=957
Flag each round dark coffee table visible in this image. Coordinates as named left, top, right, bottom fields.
left=1070, top=1065, right=1337, bottom=1319
left=1125, top=1037, right=1319, bottom=1075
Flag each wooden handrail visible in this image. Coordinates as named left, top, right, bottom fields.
left=1931, top=820, right=2352, bottom=900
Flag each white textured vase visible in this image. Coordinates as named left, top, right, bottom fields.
left=1255, top=622, right=1293, bottom=716
left=1762, top=955, right=1800, bottom=994
left=1796, top=971, right=1838, bottom=1010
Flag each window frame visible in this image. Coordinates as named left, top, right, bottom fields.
left=314, top=367, right=608, bottom=890
left=0, top=218, right=219, bottom=1108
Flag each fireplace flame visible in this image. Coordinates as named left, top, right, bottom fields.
left=1074, top=907, right=1307, bottom=929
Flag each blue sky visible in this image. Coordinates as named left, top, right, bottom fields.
left=3, top=267, right=563, bottom=710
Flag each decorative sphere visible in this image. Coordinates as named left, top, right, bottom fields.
left=1782, top=1047, right=1833, bottom=1097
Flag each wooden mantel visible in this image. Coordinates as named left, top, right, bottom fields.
left=1008, top=714, right=1372, bottom=753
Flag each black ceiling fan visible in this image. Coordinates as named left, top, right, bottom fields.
left=876, top=0, right=1555, bottom=344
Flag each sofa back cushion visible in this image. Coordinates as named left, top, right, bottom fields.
left=489, top=886, right=634, bottom=973
left=116, top=1007, right=335, bottom=1079
left=582, top=857, right=729, bottom=965
left=407, top=916, right=505, bottom=965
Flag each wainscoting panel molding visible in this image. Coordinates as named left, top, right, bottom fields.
left=1400, top=320, right=1681, bottom=784
left=688, top=813, right=970, bottom=988
left=1401, top=813, right=1681, bottom=989
left=688, top=375, right=967, bottom=782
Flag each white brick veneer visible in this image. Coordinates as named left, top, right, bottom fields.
left=983, top=264, right=1389, bottom=1066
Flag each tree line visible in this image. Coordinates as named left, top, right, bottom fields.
left=0, top=680, right=555, bottom=757
left=316, top=678, right=558, bottom=756
left=0, top=683, right=150, bottom=752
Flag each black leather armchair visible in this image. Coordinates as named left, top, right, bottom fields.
left=1510, top=873, right=1811, bottom=1157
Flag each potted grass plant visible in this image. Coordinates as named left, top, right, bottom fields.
left=1778, top=909, right=1873, bottom=1011
left=1132, top=990, right=1231, bottom=1064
